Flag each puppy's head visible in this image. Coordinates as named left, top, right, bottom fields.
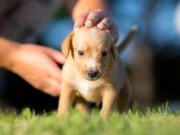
left=61, top=27, right=117, bottom=81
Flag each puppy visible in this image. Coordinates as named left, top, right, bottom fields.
left=58, top=26, right=137, bottom=117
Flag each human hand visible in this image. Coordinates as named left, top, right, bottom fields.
left=74, top=10, right=118, bottom=40
left=7, top=44, right=65, bottom=96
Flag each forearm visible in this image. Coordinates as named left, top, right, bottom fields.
left=67, top=0, right=110, bottom=20
left=0, top=37, right=18, bottom=69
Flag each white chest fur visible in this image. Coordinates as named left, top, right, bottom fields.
left=77, top=79, right=96, bottom=97
left=75, top=78, right=102, bottom=104
left=77, top=80, right=91, bottom=97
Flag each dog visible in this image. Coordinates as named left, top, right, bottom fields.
left=58, top=26, right=137, bottom=117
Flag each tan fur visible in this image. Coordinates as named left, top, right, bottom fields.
left=58, top=26, right=136, bottom=118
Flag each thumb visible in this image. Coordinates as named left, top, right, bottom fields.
left=46, top=48, right=66, bottom=64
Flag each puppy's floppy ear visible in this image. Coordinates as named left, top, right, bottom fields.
left=61, top=32, right=74, bottom=58
left=110, top=33, right=118, bottom=59
left=110, top=45, right=116, bottom=59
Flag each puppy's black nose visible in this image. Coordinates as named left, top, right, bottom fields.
left=88, top=70, right=99, bottom=78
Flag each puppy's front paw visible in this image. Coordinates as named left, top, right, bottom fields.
left=100, top=109, right=111, bottom=118
left=57, top=110, right=66, bottom=117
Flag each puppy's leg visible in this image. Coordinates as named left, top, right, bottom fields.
left=75, top=96, right=90, bottom=115
left=100, top=88, right=117, bottom=118
left=57, top=84, right=75, bottom=116
left=118, top=78, right=131, bottom=112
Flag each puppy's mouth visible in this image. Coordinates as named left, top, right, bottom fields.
left=87, top=76, right=101, bottom=81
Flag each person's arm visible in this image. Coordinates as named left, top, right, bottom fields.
left=66, top=0, right=118, bottom=39
left=0, top=37, right=65, bottom=96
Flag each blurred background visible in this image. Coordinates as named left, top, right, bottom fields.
left=0, top=0, right=180, bottom=113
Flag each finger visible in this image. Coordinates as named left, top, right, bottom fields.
left=50, top=79, right=61, bottom=97
left=48, top=66, right=62, bottom=96
left=74, top=11, right=90, bottom=29
left=85, top=11, right=104, bottom=27
left=52, top=69, right=62, bottom=83
left=47, top=62, right=62, bottom=83
left=45, top=79, right=61, bottom=97
left=97, top=17, right=112, bottom=30
left=46, top=48, right=65, bottom=64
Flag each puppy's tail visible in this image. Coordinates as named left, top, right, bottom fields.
left=117, top=25, right=137, bottom=54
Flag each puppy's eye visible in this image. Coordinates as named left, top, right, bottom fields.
left=102, top=51, right=108, bottom=57
left=78, top=50, right=84, bottom=56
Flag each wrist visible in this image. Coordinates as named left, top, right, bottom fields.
left=0, top=38, right=20, bottom=70
left=72, top=0, right=109, bottom=21
left=73, top=9, right=109, bottom=22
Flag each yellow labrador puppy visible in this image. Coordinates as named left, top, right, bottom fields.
left=58, top=26, right=137, bottom=117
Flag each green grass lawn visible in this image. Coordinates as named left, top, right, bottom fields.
left=0, top=105, right=180, bottom=135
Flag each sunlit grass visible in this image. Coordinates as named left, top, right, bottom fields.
left=0, top=105, right=180, bottom=135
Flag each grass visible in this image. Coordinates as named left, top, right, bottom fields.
left=0, top=105, right=180, bottom=135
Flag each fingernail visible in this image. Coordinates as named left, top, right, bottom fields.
left=85, top=20, right=92, bottom=27
left=61, top=56, right=66, bottom=62
left=55, top=52, right=66, bottom=62
left=98, top=24, right=106, bottom=30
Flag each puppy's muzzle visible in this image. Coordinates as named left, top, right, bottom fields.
left=88, top=70, right=99, bottom=79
